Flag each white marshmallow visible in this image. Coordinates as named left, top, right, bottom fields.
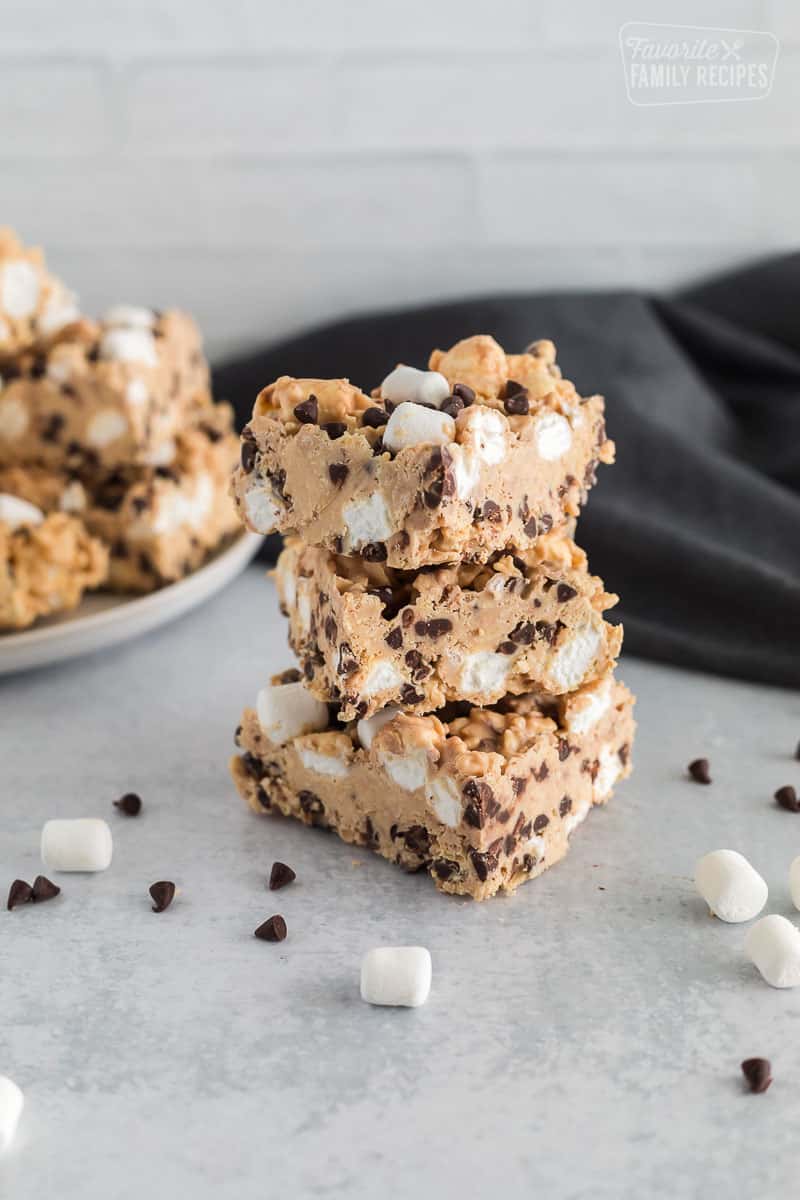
left=0, top=395, right=30, bottom=440
left=343, top=492, right=392, bottom=549
left=448, top=444, right=480, bottom=500
left=361, top=659, right=403, bottom=698
left=356, top=705, right=400, bottom=750
left=38, top=290, right=80, bottom=336
left=125, top=378, right=149, bottom=407
left=383, top=402, right=455, bottom=454
left=297, top=746, right=349, bottom=778
left=459, top=651, right=510, bottom=698
left=86, top=409, right=129, bottom=448
left=427, top=776, right=461, bottom=828
left=380, top=365, right=450, bottom=410
left=295, top=585, right=312, bottom=633
left=593, top=744, right=621, bottom=800
left=694, top=850, right=767, bottom=923
left=460, top=406, right=506, bottom=465
left=244, top=487, right=279, bottom=534
left=745, top=914, right=800, bottom=988
left=41, top=818, right=113, bottom=872
left=564, top=798, right=591, bottom=838
left=0, top=1076, right=24, bottom=1154
left=378, top=748, right=428, bottom=793
left=549, top=623, right=601, bottom=692
left=99, top=327, right=158, bottom=368
left=534, top=412, right=572, bottom=461
left=46, top=357, right=71, bottom=385
left=360, top=946, right=432, bottom=1007
left=257, top=682, right=328, bottom=746
left=563, top=677, right=612, bottom=735
left=59, top=480, right=87, bottom=514
left=149, top=472, right=213, bottom=535
left=790, top=856, right=800, bottom=911
left=0, top=493, right=44, bottom=529
left=1, top=261, right=40, bottom=318
left=104, top=304, right=156, bottom=330
left=141, top=439, right=176, bottom=468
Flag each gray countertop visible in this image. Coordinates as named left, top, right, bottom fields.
left=3, top=563, right=800, bottom=1199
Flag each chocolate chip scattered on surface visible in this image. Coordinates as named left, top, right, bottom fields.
left=268, top=862, right=296, bottom=891
left=688, top=758, right=711, bottom=784
left=255, top=914, right=287, bottom=942
left=31, top=875, right=60, bottom=903
left=6, top=879, right=32, bottom=911
left=114, top=792, right=142, bottom=816
left=694, top=850, right=767, bottom=923
left=741, top=1057, right=772, bottom=1093
left=774, top=785, right=799, bottom=812
left=149, top=881, right=176, bottom=913
left=360, top=946, right=432, bottom=1007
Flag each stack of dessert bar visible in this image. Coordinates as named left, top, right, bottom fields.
left=0, top=229, right=239, bottom=629
left=229, top=333, right=635, bottom=899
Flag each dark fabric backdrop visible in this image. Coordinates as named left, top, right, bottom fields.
left=213, top=254, right=800, bottom=688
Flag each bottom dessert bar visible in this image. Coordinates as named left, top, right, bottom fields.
left=0, top=404, right=239, bottom=592
left=231, top=669, right=635, bottom=900
left=1, top=512, right=108, bottom=629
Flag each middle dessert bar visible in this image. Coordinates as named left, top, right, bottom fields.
left=277, top=533, right=622, bottom=720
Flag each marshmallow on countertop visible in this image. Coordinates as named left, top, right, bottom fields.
left=745, top=914, right=800, bottom=988
left=41, top=818, right=113, bottom=872
left=0, top=493, right=44, bottom=529
left=383, top=403, right=455, bottom=454
left=0, top=1076, right=24, bottom=1154
left=360, top=946, right=432, bottom=1007
left=694, top=849, right=767, bottom=923
left=257, top=681, right=329, bottom=746
left=380, top=365, right=450, bottom=409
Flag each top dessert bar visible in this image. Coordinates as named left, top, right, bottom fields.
left=0, top=306, right=210, bottom=471
left=231, top=334, right=614, bottom=571
left=0, top=228, right=79, bottom=360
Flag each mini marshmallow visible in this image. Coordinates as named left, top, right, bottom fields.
left=378, top=748, right=428, bottom=792
left=1, top=261, right=40, bottom=318
left=0, top=1076, right=24, bottom=1154
left=459, top=651, right=510, bottom=698
left=460, top=406, right=506, bottom=465
left=361, top=659, right=403, bottom=698
left=745, top=914, right=800, bottom=988
left=790, top=856, right=800, bottom=911
left=380, top=365, right=450, bottom=409
left=343, top=493, right=392, bottom=549
left=87, top=409, right=129, bottom=448
left=244, top=487, right=279, bottom=534
left=38, top=291, right=80, bottom=336
left=549, top=623, right=602, bottom=692
left=360, top=946, right=432, bottom=1007
left=41, top=818, right=113, bottom=872
left=0, top=395, right=29, bottom=440
left=534, top=412, right=572, bottom=461
left=256, top=681, right=328, bottom=746
left=383, top=402, right=455, bottom=454
left=297, top=746, right=349, bottom=778
left=356, top=705, right=400, bottom=750
left=104, top=304, right=156, bottom=330
left=694, top=849, right=767, bottom=923
left=0, top=493, right=44, bottom=529
left=427, top=776, right=461, bottom=828
left=59, top=480, right=87, bottom=514
left=99, top=327, right=158, bottom=368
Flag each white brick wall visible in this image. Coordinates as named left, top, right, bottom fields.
left=0, top=0, right=795, bottom=361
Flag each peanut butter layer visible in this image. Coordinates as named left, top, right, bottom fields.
left=0, top=512, right=108, bottom=630
left=277, top=533, right=622, bottom=721
left=0, top=404, right=240, bottom=592
left=0, top=308, right=210, bottom=471
left=231, top=335, right=613, bottom=570
left=0, top=228, right=79, bottom=361
left=230, top=669, right=635, bottom=900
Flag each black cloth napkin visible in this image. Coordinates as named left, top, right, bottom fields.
left=213, top=254, right=800, bottom=687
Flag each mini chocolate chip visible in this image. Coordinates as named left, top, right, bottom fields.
left=324, top=615, right=337, bottom=641
left=401, top=608, right=415, bottom=627
left=440, top=396, right=464, bottom=419
left=114, top=792, right=142, bottom=816
left=556, top=583, right=578, bottom=603
left=278, top=668, right=302, bottom=684
left=31, top=875, right=61, bottom=903
left=433, top=859, right=460, bottom=881
left=255, top=914, right=287, bottom=942
left=533, top=814, right=549, bottom=834
left=618, top=743, right=630, bottom=765
left=512, top=777, right=527, bottom=796
left=480, top=500, right=502, bottom=523
left=504, top=379, right=526, bottom=398
left=413, top=618, right=452, bottom=639
left=741, top=1057, right=772, bottom=1093
left=269, top=862, right=296, bottom=891
left=150, top=881, right=176, bottom=912
left=328, top=463, right=349, bottom=487
left=361, top=542, right=388, bottom=563
left=509, top=620, right=536, bottom=645
left=688, top=758, right=711, bottom=785
left=539, top=514, right=553, bottom=533
left=385, top=627, right=403, bottom=650
left=452, top=383, right=475, bottom=405
left=321, top=421, right=347, bottom=439
left=293, top=396, right=319, bottom=424
left=463, top=801, right=484, bottom=829
left=523, top=517, right=539, bottom=538
left=361, top=406, right=387, bottom=429
left=775, top=785, right=800, bottom=812
left=504, top=390, right=530, bottom=416
left=404, top=825, right=430, bottom=855
left=42, top=412, right=65, bottom=442
left=7, top=879, right=32, bottom=910
left=532, top=762, right=549, bottom=782
left=559, top=795, right=572, bottom=817
left=558, top=739, right=570, bottom=762
left=497, top=641, right=517, bottom=655
left=240, top=439, right=257, bottom=473
left=400, top=684, right=423, bottom=705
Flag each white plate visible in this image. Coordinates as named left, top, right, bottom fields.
left=0, top=531, right=263, bottom=675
